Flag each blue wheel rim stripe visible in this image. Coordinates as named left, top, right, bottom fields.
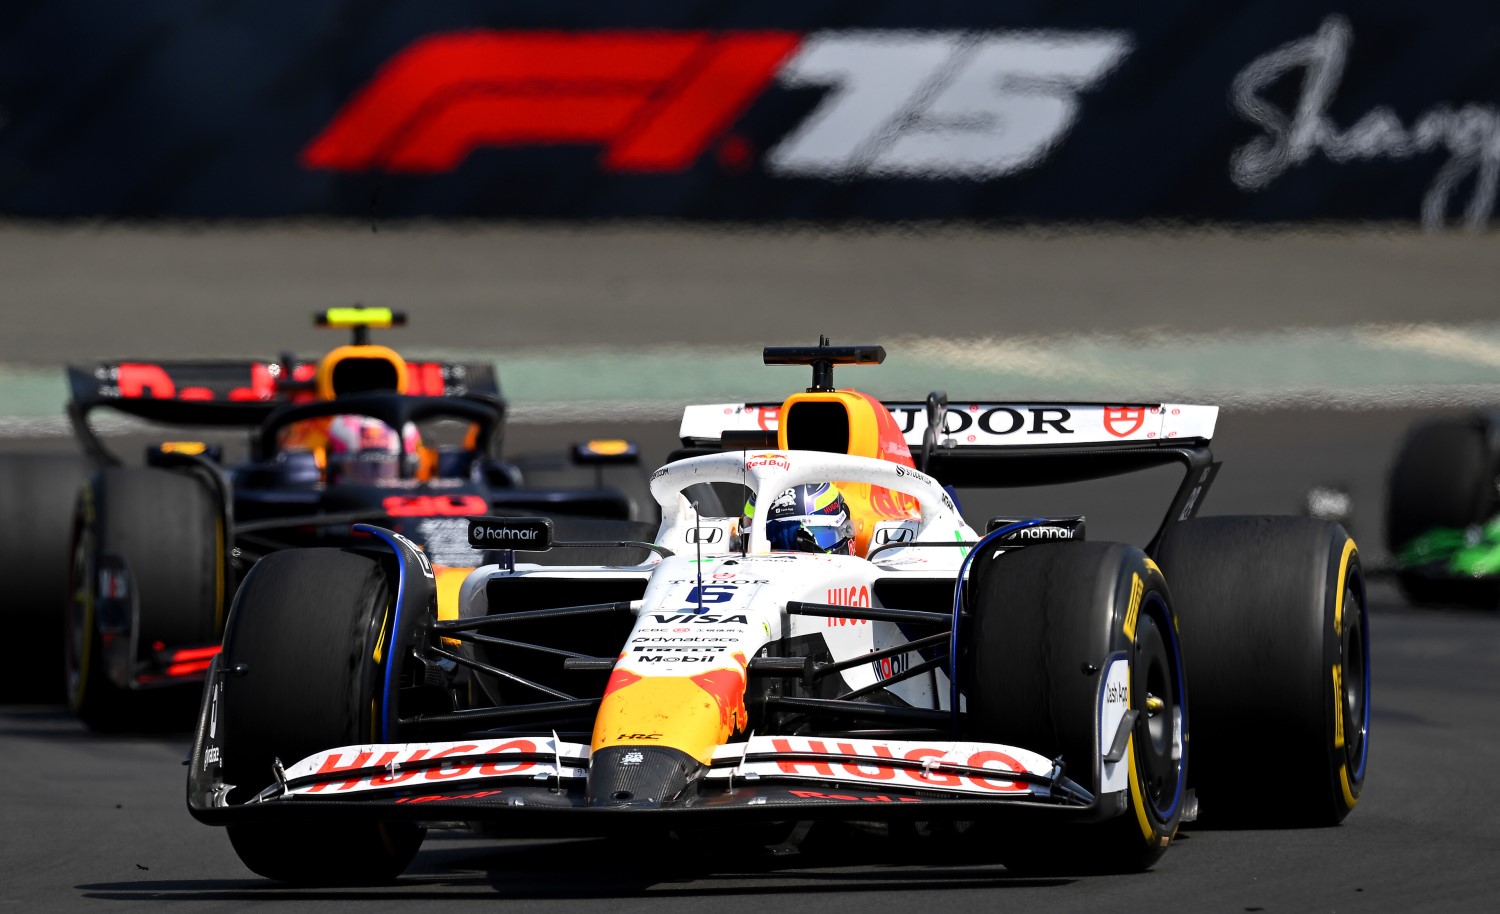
left=354, top=524, right=409, bottom=744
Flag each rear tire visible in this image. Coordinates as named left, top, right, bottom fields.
left=1387, top=417, right=1494, bottom=551
left=65, top=467, right=222, bottom=730
left=1155, top=516, right=1368, bottom=827
left=963, top=542, right=1187, bottom=874
left=219, top=548, right=423, bottom=884
left=1386, top=417, right=1498, bottom=607
left=0, top=454, right=90, bottom=703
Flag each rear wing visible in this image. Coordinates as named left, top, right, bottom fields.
left=678, top=399, right=1221, bottom=553
left=66, top=358, right=500, bottom=463
left=681, top=401, right=1217, bottom=450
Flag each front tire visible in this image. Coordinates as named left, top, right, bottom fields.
left=963, top=541, right=1187, bottom=874
left=218, top=548, right=423, bottom=884
left=1155, top=516, right=1368, bottom=827
left=66, top=467, right=222, bottom=730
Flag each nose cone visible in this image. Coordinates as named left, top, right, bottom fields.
left=592, top=666, right=748, bottom=765
left=586, top=745, right=704, bottom=808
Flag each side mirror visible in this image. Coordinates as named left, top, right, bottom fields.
left=147, top=441, right=223, bottom=466
left=466, top=516, right=554, bottom=552
left=986, top=515, right=1087, bottom=543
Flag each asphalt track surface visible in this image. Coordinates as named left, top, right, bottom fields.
left=2, top=222, right=1498, bottom=365
left=3, top=226, right=1500, bottom=911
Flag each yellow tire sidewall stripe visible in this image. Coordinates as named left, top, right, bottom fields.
left=1126, top=733, right=1155, bottom=843
left=1124, top=564, right=1167, bottom=845
left=1332, top=537, right=1360, bottom=810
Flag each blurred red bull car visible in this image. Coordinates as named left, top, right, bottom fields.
left=0, top=307, right=651, bottom=726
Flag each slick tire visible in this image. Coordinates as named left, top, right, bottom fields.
left=65, top=467, right=222, bottom=731
left=963, top=542, right=1187, bottom=874
left=1387, top=417, right=1495, bottom=552
left=0, top=453, right=90, bottom=703
left=1154, top=516, right=1368, bottom=827
left=219, top=548, right=423, bottom=884
left=1386, top=417, right=1500, bottom=607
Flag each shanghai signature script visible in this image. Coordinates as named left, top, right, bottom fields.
left=1230, top=15, right=1500, bottom=231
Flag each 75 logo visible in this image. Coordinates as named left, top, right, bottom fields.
left=767, top=31, right=1129, bottom=178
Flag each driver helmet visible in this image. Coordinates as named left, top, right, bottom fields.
left=743, top=483, right=855, bottom=555
left=324, top=414, right=420, bottom=484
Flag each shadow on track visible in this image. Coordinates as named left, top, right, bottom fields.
left=0, top=703, right=198, bottom=740
left=76, top=823, right=1077, bottom=902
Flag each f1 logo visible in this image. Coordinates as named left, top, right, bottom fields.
left=303, top=32, right=799, bottom=173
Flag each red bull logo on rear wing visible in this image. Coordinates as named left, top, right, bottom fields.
left=70, top=359, right=496, bottom=407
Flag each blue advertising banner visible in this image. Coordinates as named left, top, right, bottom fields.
left=1, top=3, right=1497, bottom=225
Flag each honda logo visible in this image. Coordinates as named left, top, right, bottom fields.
left=687, top=527, right=725, bottom=544
left=873, top=526, right=916, bottom=545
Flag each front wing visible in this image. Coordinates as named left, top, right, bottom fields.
left=188, top=679, right=1111, bottom=831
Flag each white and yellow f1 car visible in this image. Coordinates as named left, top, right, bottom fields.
left=187, top=343, right=1369, bottom=883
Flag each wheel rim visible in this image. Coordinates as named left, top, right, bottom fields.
left=63, top=509, right=93, bottom=705
left=1132, top=606, right=1184, bottom=820
left=1341, top=582, right=1369, bottom=780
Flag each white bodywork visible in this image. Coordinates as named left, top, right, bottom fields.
left=460, top=450, right=977, bottom=714
left=287, top=442, right=1196, bottom=802
left=284, top=451, right=1071, bottom=800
